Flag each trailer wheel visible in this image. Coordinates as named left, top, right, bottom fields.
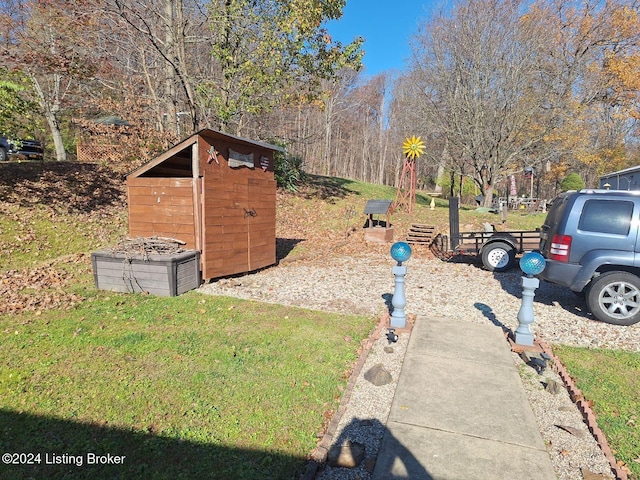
left=481, top=242, right=516, bottom=272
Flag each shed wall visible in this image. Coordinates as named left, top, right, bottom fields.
left=198, top=136, right=276, bottom=279
left=127, top=177, right=197, bottom=249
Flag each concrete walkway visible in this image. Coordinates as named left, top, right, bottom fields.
left=372, top=316, right=557, bottom=480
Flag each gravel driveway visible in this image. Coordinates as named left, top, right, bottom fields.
left=200, top=252, right=640, bottom=352
left=199, top=249, right=639, bottom=479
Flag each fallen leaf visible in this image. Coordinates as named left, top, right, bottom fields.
left=555, top=424, right=585, bottom=438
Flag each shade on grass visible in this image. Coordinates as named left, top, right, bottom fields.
left=0, top=292, right=375, bottom=480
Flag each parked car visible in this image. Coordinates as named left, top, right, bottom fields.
left=539, top=189, right=640, bottom=325
left=0, top=136, right=44, bottom=161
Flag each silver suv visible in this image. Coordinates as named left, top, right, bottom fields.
left=539, top=189, right=640, bottom=326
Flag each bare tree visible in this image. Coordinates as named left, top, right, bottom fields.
left=105, top=0, right=211, bottom=136
left=409, top=0, right=558, bottom=206
left=1, top=0, right=106, bottom=161
left=526, top=0, right=640, bottom=186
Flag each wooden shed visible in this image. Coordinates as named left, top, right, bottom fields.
left=126, top=129, right=283, bottom=281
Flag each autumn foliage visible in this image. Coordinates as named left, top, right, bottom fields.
left=0, top=161, right=127, bottom=315
left=0, top=0, right=639, bottom=201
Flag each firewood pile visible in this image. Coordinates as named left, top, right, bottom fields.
left=106, top=236, right=186, bottom=258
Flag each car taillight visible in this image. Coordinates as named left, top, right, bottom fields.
left=549, top=234, right=571, bottom=261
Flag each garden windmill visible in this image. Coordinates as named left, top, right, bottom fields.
left=394, top=136, right=425, bottom=214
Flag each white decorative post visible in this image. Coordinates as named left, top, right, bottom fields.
left=390, top=242, right=412, bottom=328
left=515, top=252, right=546, bottom=346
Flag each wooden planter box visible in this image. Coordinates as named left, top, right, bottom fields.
left=365, top=226, right=394, bottom=243
left=363, top=199, right=394, bottom=243
left=91, top=250, right=201, bottom=296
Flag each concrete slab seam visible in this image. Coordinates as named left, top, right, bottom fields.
left=406, top=351, right=520, bottom=373
left=386, top=419, right=551, bottom=454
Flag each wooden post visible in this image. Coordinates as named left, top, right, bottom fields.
left=449, top=196, right=460, bottom=250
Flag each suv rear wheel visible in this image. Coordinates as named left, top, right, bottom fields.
left=0, top=147, right=7, bottom=161
left=586, top=271, right=640, bottom=326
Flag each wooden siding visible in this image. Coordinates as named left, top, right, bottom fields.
left=200, top=164, right=276, bottom=280
left=126, top=130, right=278, bottom=282
left=127, top=177, right=197, bottom=249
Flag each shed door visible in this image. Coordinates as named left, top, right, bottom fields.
left=200, top=175, right=275, bottom=280
left=246, top=176, right=276, bottom=270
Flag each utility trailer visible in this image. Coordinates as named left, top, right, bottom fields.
left=430, top=197, right=541, bottom=272
left=451, top=229, right=541, bottom=271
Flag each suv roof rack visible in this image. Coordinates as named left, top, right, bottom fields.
left=578, top=188, right=640, bottom=196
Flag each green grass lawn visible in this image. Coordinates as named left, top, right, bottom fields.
left=0, top=291, right=374, bottom=479
left=551, top=345, right=640, bottom=479
left=0, top=164, right=379, bottom=479
left=2, top=164, right=638, bottom=479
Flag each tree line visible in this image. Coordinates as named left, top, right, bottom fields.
left=1, top=0, right=639, bottom=204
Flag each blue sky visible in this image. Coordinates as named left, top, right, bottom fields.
left=327, top=0, right=440, bottom=78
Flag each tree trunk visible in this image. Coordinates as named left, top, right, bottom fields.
left=434, top=162, right=445, bottom=193
left=30, top=73, right=66, bottom=162
left=483, top=184, right=495, bottom=208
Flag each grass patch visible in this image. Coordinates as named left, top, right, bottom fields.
left=7, top=164, right=627, bottom=479
left=277, top=174, right=547, bottom=259
left=0, top=292, right=375, bottom=479
left=0, top=202, right=126, bottom=271
left=553, top=345, right=640, bottom=478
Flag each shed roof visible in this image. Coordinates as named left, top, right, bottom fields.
left=127, top=128, right=284, bottom=179
left=599, top=164, right=640, bottom=180
left=364, top=199, right=393, bottom=215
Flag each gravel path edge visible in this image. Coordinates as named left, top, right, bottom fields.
left=538, top=340, right=629, bottom=480
left=299, top=312, right=399, bottom=480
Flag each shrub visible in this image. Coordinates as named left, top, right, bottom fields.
left=274, top=149, right=306, bottom=191
left=560, top=172, right=585, bottom=192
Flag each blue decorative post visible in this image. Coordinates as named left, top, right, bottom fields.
left=390, top=241, right=412, bottom=328
left=515, top=251, right=546, bottom=346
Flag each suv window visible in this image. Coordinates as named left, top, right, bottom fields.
left=578, top=199, right=633, bottom=236
left=542, top=194, right=569, bottom=230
